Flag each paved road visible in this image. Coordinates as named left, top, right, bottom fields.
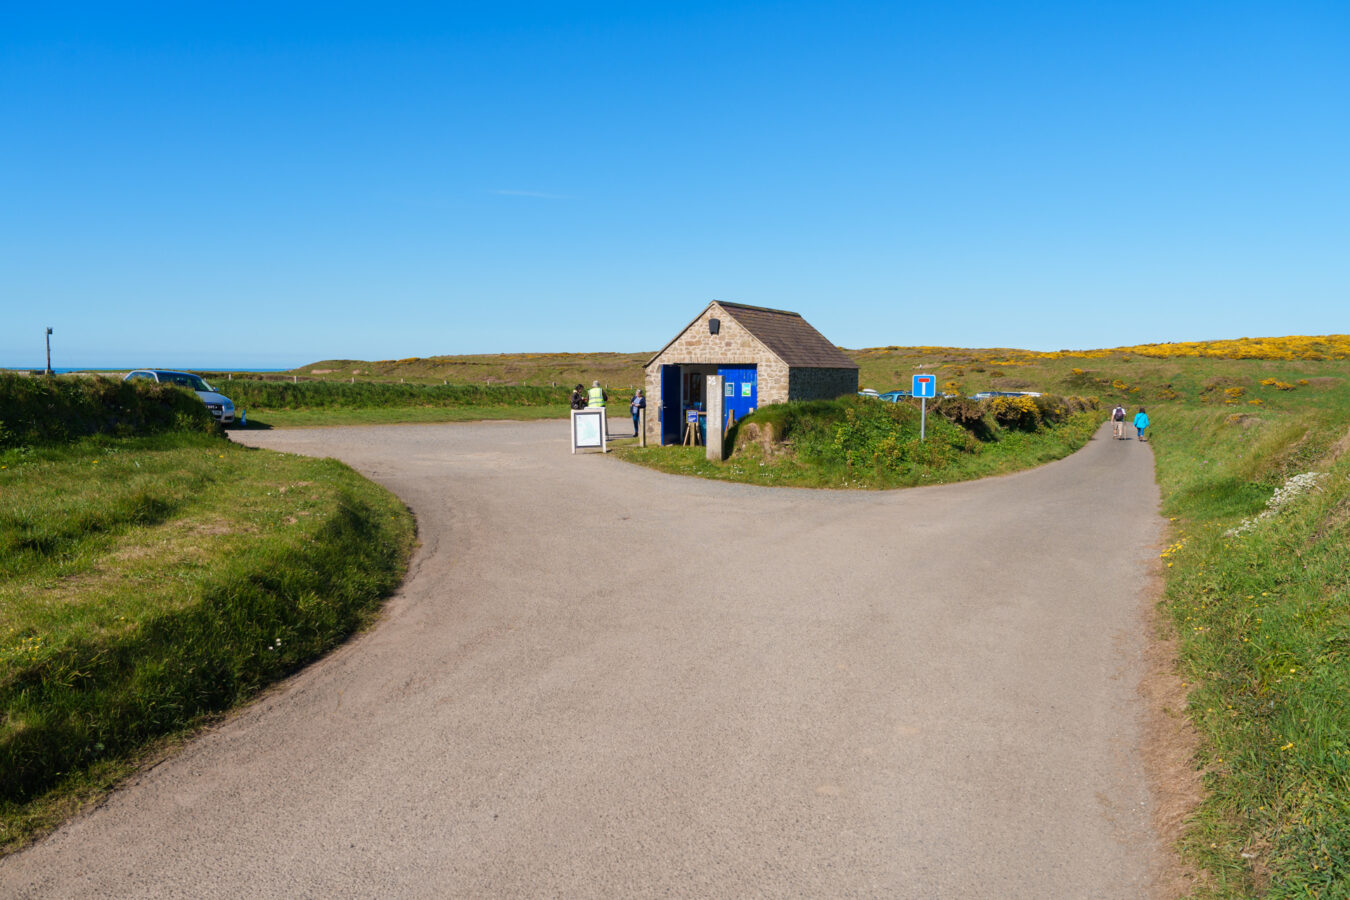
left=2, top=420, right=1165, bottom=898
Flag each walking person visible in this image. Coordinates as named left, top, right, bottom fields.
left=587, top=380, right=607, bottom=408
left=630, top=388, right=645, bottom=437
left=1111, top=403, right=1127, bottom=440
left=1133, top=407, right=1150, bottom=442
left=570, top=383, right=587, bottom=411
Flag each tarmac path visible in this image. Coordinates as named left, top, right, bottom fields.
left=2, top=419, right=1166, bottom=898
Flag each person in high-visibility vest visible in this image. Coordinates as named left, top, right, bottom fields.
left=587, top=380, right=607, bottom=408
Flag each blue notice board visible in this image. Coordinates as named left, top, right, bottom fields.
left=912, top=374, right=937, bottom=398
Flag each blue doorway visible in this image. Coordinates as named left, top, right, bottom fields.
left=660, top=365, right=681, bottom=445
left=717, top=365, right=757, bottom=431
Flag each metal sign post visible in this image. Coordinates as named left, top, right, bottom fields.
left=912, top=374, right=936, bottom=441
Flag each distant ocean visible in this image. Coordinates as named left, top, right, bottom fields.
left=3, top=367, right=292, bottom=374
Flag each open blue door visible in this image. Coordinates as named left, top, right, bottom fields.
left=660, top=365, right=681, bottom=445
left=717, top=365, right=757, bottom=431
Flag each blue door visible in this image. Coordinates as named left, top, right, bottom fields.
left=660, top=365, right=681, bottom=445
left=717, top=365, right=757, bottom=431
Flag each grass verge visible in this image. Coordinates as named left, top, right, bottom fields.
left=617, top=396, right=1101, bottom=489
left=0, top=431, right=415, bottom=853
left=1147, top=407, right=1350, bottom=897
left=238, top=404, right=566, bottom=429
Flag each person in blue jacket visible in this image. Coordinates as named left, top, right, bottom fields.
left=630, top=388, right=646, bottom=437
left=1134, top=407, right=1150, bottom=441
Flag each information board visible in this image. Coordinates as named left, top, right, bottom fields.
left=571, top=408, right=608, bottom=453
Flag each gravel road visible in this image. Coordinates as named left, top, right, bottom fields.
left=2, top=419, right=1167, bottom=898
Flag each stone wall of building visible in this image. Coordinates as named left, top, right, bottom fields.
left=642, top=303, right=857, bottom=443
left=643, top=303, right=787, bottom=443
left=788, top=366, right=860, bottom=401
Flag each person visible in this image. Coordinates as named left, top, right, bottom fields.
left=1111, top=403, right=1127, bottom=440
left=1134, top=407, right=1150, bottom=441
left=630, top=388, right=645, bottom=436
left=587, top=380, right=607, bottom=409
left=570, top=383, right=587, bottom=411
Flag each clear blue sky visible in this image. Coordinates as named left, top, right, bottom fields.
left=3, top=1, right=1347, bottom=369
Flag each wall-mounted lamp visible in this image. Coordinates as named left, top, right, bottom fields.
left=709, top=318, right=720, bottom=335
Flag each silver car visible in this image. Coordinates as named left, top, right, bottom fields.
left=124, top=369, right=236, bottom=424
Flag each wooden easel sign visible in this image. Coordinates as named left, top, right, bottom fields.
left=683, top=409, right=702, bottom=446
left=571, top=408, right=608, bottom=453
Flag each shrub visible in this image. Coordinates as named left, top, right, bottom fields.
left=220, top=380, right=566, bottom=410
left=985, top=395, right=1042, bottom=430
left=0, top=375, right=217, bottom=448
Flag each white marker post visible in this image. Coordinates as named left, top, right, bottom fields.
left=912, top=373, right=936, bottom=441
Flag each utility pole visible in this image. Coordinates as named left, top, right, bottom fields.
left=45, top=327, right=53, bottom=376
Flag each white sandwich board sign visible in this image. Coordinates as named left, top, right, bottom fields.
left=571, top=408, right=608, bottom=453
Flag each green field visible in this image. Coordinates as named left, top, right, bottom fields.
left=0, top=382, right=414, bottom=852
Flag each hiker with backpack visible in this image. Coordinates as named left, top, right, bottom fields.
left=1111, top=404, right=1127, bottom=440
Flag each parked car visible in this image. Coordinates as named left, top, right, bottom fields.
left=857, top=388, right=881, bottom=398
left=970, top=390, right=1042, bottom=401
left=877, top=390, right=912, bottom=402
left=124, top=369, right=235, bottom=424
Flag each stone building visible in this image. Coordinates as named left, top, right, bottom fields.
left=644, top=301, right=859, bottom=445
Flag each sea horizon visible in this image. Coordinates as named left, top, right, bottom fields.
left=1, top=366, right=295, bottom=374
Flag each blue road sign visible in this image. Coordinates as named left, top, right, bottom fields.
left=912, top=374, right=937, bottom=398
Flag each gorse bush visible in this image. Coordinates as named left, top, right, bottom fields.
left=221, top=380, right=568, bottom=410
left=0, top=375, right=216, bottom=448
left=986, top=395, right=1041, bottom=430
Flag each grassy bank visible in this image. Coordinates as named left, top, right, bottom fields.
left=1146, top=405, right=1350, bottom=897
left=0, top=372, right=217, bottom=447
left=618, top=393, right=1101, bottom=489
left=0, top=431, right=415, bottom=852
left=212, top=380, right=571, bottom=428
left=220, top=379, right=567, bottom=409
left=239, top=404, right=567, bottom=429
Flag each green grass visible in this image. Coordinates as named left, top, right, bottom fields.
left=1142, top=403, right=1350, bottom=898
left=0, top=431, right=415, bottom=852
left=11, top=345, right=1350, bottom=894
left=0, top=372, right=217, bottom=448
left=617, top=395, right=1101, bottom=489
left=219, top=379, right=568, bottom=409
left=238, top=404, right=567, bottom=428
left=202, top=379, right=573, bottom=429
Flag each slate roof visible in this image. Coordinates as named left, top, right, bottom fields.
left=717, top=302, right=858, bottom=369
left=646, top=301, right=859, bottom=369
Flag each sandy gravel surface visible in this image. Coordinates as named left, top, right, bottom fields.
left=2, top=419, right=1166, bottom=898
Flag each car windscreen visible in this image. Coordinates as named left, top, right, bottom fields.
left=161, top=373, right=211, bottom=392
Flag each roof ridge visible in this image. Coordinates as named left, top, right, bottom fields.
left=715, top=301, right=802, bottom=317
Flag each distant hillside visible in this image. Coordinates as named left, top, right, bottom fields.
left=292, top=352, right=651, bottom=389
left=288, top=335, right=1350, bottom=392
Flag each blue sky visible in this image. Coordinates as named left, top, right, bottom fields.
left=3, top=1, right=1347, bottom=368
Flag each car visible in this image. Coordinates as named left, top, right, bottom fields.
left=877, top=390, right=912, bottom=402
left=124, top=369, right=236, bottom=424
left=969, top=390, right=1042, bottom=401
left=857, top=388, right=881, bottom=398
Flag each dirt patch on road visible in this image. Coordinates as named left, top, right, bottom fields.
left=1139, top=561, right=1207, bottom=899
